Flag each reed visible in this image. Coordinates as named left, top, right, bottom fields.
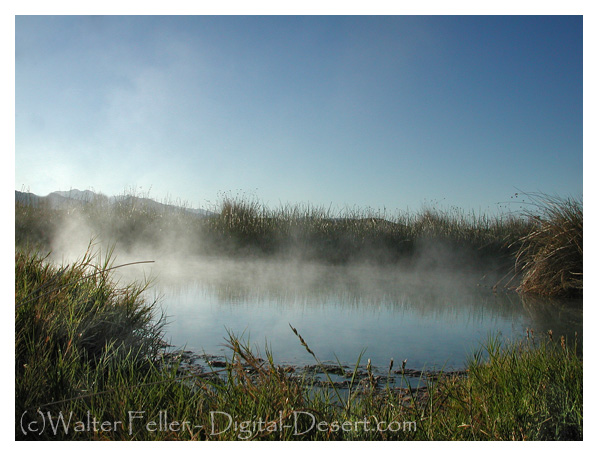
left=512, top=193, right=582, bottom=297
left=15, top=190, right=534, bottom=266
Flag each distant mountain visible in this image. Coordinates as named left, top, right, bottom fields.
left=110, top=194, right=213, bottom=216
left=51, top=189, right=102, bottom=202
left=15, top=190, right=42, bottom=206
left=15, top=189, right=214, bottom=217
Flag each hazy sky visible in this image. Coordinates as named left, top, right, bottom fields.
left=15, top=15, right=583, bottom=213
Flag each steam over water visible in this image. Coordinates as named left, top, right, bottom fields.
left=45, top=209, right=582, bottom=372
left=118, top=257, right=582, bottom=371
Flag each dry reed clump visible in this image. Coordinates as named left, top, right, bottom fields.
left=513, top=194, right=582, bottom=297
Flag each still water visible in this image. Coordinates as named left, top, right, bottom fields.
left=136, top=258, right=582, bottom=372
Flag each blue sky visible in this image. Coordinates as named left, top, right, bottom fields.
left=15, top=15, right=583, bottom=213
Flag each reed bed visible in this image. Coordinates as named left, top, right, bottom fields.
left=15, top=191, right=533, bottom=265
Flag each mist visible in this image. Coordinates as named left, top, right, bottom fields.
left=43, top=197, right=510, bottom=298
left=14, top=191, right=583, bottom=374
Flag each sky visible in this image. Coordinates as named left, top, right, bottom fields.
left=15, top=14, right=583, bottom=214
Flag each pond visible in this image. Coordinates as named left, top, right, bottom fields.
left=132, top=257, right=582, bottom=374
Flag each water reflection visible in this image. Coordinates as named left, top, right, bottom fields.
left=135, top=258, right=582, bottom=371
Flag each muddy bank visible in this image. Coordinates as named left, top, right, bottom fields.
left=159, top=348, right=467, bottom=397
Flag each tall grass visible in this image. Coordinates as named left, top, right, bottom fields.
left=15, top=246, right=164, bottom=435
left=207, top=194, right=533, bottom=262
left=15, top=199, right=59, bottom=248
left=15, top=191, right=534, bottom=267
left=512, top=194, right=582, bottom=297
left=437, top=332, right=582, bottom=440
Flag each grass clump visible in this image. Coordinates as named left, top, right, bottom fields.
left=15, top=246, right=165, bottom=438
left=512, top=194, right=582, bottom=297
left=431, top=332, right=582, bottom=440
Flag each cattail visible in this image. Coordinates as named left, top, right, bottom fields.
left=388, top=358, right=394, bottom=373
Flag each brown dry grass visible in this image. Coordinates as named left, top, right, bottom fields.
left=513, top=194, right=582, bottom=297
